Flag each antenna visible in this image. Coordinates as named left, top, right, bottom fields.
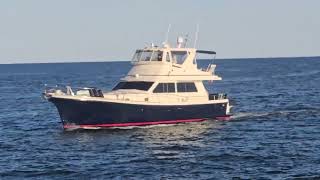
left=165, top=24, right=171, bottom=43
left=193, top=24, right=199, bottom=48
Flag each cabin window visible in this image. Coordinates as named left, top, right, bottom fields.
left=150, top=50, right=163, bottom=61
left=113, top=81, right=154, bottom=91
left=171, top=51, right=188, bottom=64
left=177, top=82, right=197, bottom=92
left=153, top=83, right=175, bottom=93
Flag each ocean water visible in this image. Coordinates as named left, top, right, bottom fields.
left=0, top=57, right=320, bottom=179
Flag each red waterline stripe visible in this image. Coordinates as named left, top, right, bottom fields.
left=63, top=118, right=205, bottom=129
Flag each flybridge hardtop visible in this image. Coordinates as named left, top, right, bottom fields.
left=44, top=36, right=231, bottom=129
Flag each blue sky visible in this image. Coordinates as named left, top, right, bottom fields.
left=0, top=0, right=319, bottom=63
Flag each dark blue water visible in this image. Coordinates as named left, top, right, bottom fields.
left=1, top=57, right=320, bottom=179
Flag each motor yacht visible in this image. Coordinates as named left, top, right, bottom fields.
left=43, top=37, right=231, bottom=129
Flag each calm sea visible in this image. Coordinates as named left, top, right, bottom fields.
left=0, top=57, right=320, bottom=179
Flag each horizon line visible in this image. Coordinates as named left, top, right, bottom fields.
left=1, top=55, right=319, bottom=65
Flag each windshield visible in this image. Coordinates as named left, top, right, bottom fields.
left=132, top=50, right=163, bottom=62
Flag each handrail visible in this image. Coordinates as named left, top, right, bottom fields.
left=208, top=93, right=227, bottom=100
left=44, top=84, right=98, bottom=90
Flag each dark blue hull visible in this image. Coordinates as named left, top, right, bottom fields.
left=49, top=97, right=228, bottom=129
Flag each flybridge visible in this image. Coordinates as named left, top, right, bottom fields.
left=126, top=36, right=221, bottom=82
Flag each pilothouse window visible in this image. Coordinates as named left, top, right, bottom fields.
left=166, top=52, right=170, bottom=62
left=132, top=50, right=142, bottom=62
left=150, top=50, right=163, bottom=61
left=132, top=50, right=163, bottom=62
left=171, top=51, right=188, bottom=64
left=113, top=81, right=154, bottom=91
left=139, top=50, right=153, bottom=61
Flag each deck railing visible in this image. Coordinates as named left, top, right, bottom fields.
left=43, top=84, right=104, bottom=97
left=44, top=84, right=228, bottom=103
